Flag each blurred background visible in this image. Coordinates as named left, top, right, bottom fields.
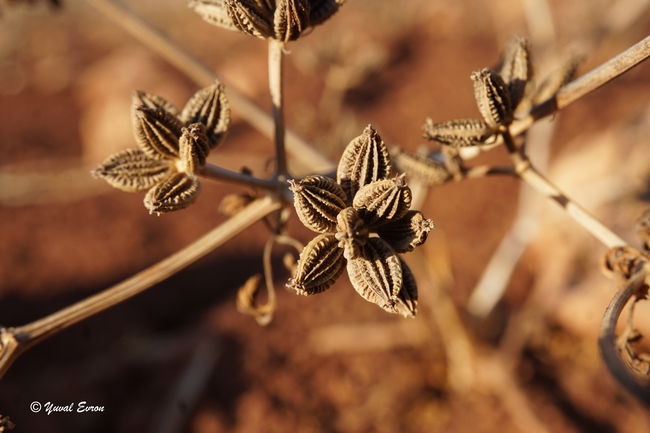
left=1, top=0, right=650, bottom=431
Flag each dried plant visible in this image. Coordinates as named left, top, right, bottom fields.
left=3, top=2, right=650, bottom=430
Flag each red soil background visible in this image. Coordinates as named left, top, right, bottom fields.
left=1, top=0, right=650, bottom=432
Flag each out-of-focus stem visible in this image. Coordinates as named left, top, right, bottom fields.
left=0, top=196, right=283, bottom=378
left=268, top=40, right=288, bottom=179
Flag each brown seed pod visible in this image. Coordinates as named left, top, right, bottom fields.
left=274, top=0, right=310, bottom=42
left=288, top=233, right=345, bottom=295
left=471, top=68, right=513, bottom=128
left=391, top=147, right=451, bottom=186
left=347, top=237, right=403, bottom=308
left=352, top=175, right=412, bottom=228
left=337, top=125, right=392, bottom=202
left=188, top=0, right=240, bottom=32
left=392, top=258, right=418, bottom=317
left=533, top=52, right=584, bottom=104
left=132, top=90, right=180, bottom=118
left=181, top=81, right=231, bottom=149
left=499, top=36, right=533, bottom=109
left=144, top=172, right=201, bottom=214
left=335, top=207, right=368, bottom=260
left=376, top=210, right=434, bottom=253
left=289, top=175, right=348, bottom=233
left=133, top=106, right=184, bottom=160
left=223, top=0, right=275, bottom=39
left=179, top=123, right=211, bottom=175
left=308, top=0, right=343, bottom=26
left=422, top=118, right=496, bottom=147
left=91, top=148, right=173, bottom=193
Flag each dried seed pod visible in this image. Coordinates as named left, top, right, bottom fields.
left=144, top=172, right=201, bottom=214
left=337, top=125, right=391, bottom=201
left=224, top=0, right=274, bottom=39
left=288, top=233, right=345, bottom=295
left=274, top=0, right=310, bottom=42
left=391, top=147, right=451, bottom=186
left=181, top=81, right=231, bottom=149
left=533, top=53, right=584, bottom=104
left=289, top=175, right=348, bottom=233
left=353, top=175, right=412, bottom=228
left=499, top=36, right=532, bottom=109
left=377, top=210, right=434, bottom=253
left=132, top=90, right=180, bottom=118
left=423, top=118, right=496, bottom=147
left=347, top=238, right=402, bottom=308
left=471, top=68, right=513, bottom=128
left=133, top=106, right=184, bottom=160
left=309, top=0, right=343, bottom=26
left=236, top=274, right=274, bottom=325
left=188, top=0, right=240, bottom=32
left=335, top=207, right=368, bottom=260
left=179, top=123, right=211, bottom=175
left=393, top=258, right=418, bottom=318
left=441, top=145, right=464, bottom=180
left=91, top=149, right=173, bottom=192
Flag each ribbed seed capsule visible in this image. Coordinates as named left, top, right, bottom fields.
left=393, top=258, right=418, bottom=318
left=347, top=238, right=403, bottom=308
left=288, top=233, right=345, bottom=295
left=471, top=68, right=513, bottom=128
left=499, top=36, right=532, bottom=109
left=224, top=0, right=274, bottom=39
left=392, top=147, right=451, bottom=186
left=423, top=118, right=496, bottom=147
left=189, top=0, right=240, bottom=32
left=91, top=149, right=173, bottom=192
left=274, top=0, right=310, bottom=42
left=289, top=175, right=348, bottom=233
left=337, top=125, right=391, bottom=202
left=353, top=175, right=412, bottom=228
left=181, top=81, right=231, bottom=149
left=309, top=0, right=342, bottom=26
left=144, top=172, right=201, bottom=214
left=533, top=53, right=584, bottom=104
left=179, top=123, right=210, bottom=175
left=133, top=106, right=184, bottom=160
left=132, top=90, right=180, bottom=118
left=335, top=207, right=368, bottom=260
left=377, top=210, right=435, bottom=253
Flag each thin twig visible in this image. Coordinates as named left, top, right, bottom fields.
left=0, top=195, right=283, bottom=378
left=268, top=40, right=288, bottom=179
left=510, top=35, right=650, bottom=137
left=462, top=164, right=515, bottom=179
left=82, top=0, right=335, bottom=176
left=200, top=163, right=285, bottom=193
left=599, top=271, right=650, bottom=405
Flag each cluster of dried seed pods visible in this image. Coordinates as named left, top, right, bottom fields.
left=92, top=80, right=231, bottom=214
left=287, top=125, right=435, bottom=317
left=189, top=0, right=345, bottom=42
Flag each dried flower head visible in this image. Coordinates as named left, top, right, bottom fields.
left=499, top=36, right=533, bottom=109
left=287, top=125, right=434, bottom=317
left=92, top=81, right=230, bottom=215
left=189, top=0, right=346, bottom=42
left=423, top=118, right=497, bottom=148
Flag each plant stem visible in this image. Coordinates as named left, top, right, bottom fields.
left=83, top=0, right=335, bottom=176
left=0, top=195, right=283, bottom=378
left=200, top=163, right=285, bottom=192
left=501, top=131, right=626, bottom=249
left=510, top=35, right=650, bottom=137
left=268, top=40, right=288, bottom=179
left=599, top=271, right=650, bottom=405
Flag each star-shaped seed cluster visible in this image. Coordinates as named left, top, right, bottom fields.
left=92, top=81, right=230, bottom=214
left=287, top=125, right=435, bottom=317
left=189, top=0, right=346, bottom=42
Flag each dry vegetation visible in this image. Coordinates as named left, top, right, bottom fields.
left=1, top=0, right=650, bottom=432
